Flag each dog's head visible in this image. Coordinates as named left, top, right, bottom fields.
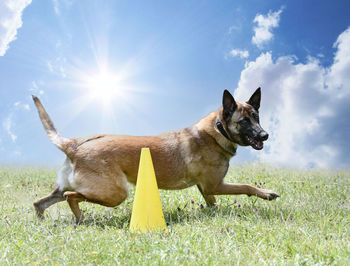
left=218, top=87, right=268, bottom=150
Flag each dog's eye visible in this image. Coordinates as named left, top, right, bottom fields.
left=239, top=118, right=250, bottom=126
left=253, top=114, right=260, bottom=123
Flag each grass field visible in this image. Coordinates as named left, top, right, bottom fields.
left=0, top=164, right=349, bottom=265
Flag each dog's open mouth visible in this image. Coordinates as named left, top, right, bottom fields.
left=246, top=136, right=263, bottom=150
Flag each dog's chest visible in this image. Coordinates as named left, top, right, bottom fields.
left=180, top=139, right=229, bottom=183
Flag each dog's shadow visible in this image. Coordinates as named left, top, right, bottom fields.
left=75, top=202, right=282, bottom=230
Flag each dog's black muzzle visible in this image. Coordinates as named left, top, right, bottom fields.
left=245, top=129, right=268, bottom=150
left=257, top=130, right=269, bottom=141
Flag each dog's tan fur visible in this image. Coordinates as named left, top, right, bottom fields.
left=33, top=89, right=279, bottom=223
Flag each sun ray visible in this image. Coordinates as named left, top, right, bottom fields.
left=85, top=69, right=121, bottom=105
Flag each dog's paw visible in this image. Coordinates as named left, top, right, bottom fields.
left=262, top=189, right=280, bottom=201
left=33, top=202, right=44, bottom=219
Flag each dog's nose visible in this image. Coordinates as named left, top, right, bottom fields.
left=259, top=131, right=269, bottom=141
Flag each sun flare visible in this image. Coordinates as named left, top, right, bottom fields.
left=85, top=70, right=121, bottom=104
left=71, top=60, right=140, bottom=131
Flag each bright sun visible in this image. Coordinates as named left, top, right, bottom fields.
left=73, top=63, right=137, bottom=123
left=66, top=65, right=135, bottom=130
left=85, top=70, right=121, bottom=105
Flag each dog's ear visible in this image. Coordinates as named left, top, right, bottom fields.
left=247, top=87, right=261, bottom=111
left=222, top=89, right=237, bottom=121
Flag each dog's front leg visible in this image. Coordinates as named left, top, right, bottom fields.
left=206, top=182, right=279, bottom=201
left=197, top=185, right=217, bottom=207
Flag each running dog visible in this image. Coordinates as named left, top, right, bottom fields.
left=33, top=88, right=279, bottom=223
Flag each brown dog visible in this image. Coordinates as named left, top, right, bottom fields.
left=33, top=88, right=279, bottom=223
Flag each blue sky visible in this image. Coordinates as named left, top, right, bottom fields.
left=0, top=0, right=350, bottom=168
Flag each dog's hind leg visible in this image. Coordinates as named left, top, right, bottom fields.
left=197, top=185, right=217, bottom=207
left=63, top=191, right=86, bottom=224
left=33, top=187, right=65, bottom=219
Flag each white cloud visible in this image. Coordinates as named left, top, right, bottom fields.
left=0, top=0, right=32, bottom=56
left=230, top=49, right=249, bottom=59
left=326, top=27, right=350, bottom=99
left=51, top=0, right=72, bottom=16
left=14, top=101, right=30, bottom=110
left=252, top=8, right=283, bottom=48
left=3, top=99, right=31, bottom=143
left=52, top=0, right=60, bottom=15
left=47, top=61, right=54, bottom=73
left=29, top=81, right=44, bottom=95
left=3, top=115, right=17, bottom=143
left=2, top=98, right=33, bottom=146
left=228, top=24, right=242, bottom=34
left=234, top=27, right=350, bottom=168
left=46, top=57, right=67, bottom=78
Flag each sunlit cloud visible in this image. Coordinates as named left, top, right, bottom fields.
left=235, top=27, right=350, bottom=168
left=47, top=61, right=54, bottom=73
left=230, top=49, right=249, bottom=59
left=29, top=81, right=44, bottom=95
left=252, top=7, right=283, bottom=48
left=3, top=115, right=17, bottom=143
left=0, top=0, right=32, bottom=56
left=14, top=101, right=30, bottom=110
left=51, top=0, right=72, bottom=16
left=52, top=0, right=60, bottom=15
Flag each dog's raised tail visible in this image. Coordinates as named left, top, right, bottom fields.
left=32, top=95, right=69, bottom=151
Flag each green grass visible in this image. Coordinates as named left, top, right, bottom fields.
left=0, top=164, right=349, bottom=265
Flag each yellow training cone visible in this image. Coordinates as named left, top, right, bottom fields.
left=129, top=148, right=167, bottom=233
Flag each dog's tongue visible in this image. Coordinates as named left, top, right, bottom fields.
left=248, top=136, right=264, bottom=150
left=256, top=141, right=263, bottom=150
